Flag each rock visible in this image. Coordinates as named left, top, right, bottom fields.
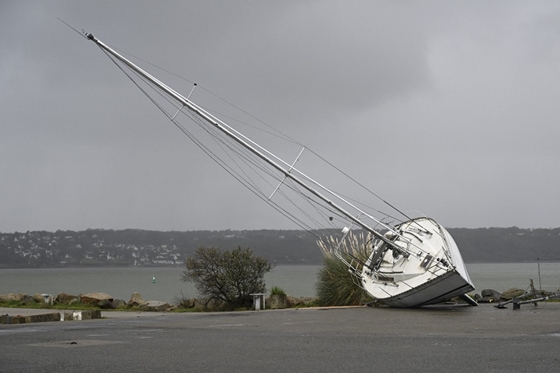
left=18, top=294, right=36, bottom=305
left=68, top=298, right=80, bottom=306
left=0, top=293, right=19, bottom=303
left=98, top=299, right=115, bottom=309
left=474, top=293, right=492, bottom=303
left=194, top=296, right=207, bottom=307
left=140, top=300, right=172, bottom=312
left=33, top=293, right=47, bottom=303
left=176, top=297, right=197, bottom=309
left=481, top=289, right=502, bottom=301
left=111, top=299, right=127, bottom=309
left=269, top=294, right=288, bottom=309
left=286, top=296, right=302, bottom=307
left=193, top=297, right=223, bottom=311
left=80, top=292, right=113, bottom=306
left=127, top=292, right=146, bottom=307
left=286, top=296, right=317, bottom=307
left=187, top=298, right=199, bottom=308
left=56, top=292, right=78, bottom=305
left=476, top=297, right=491, bottom=303
left=501, top=288, right=525, bottom=300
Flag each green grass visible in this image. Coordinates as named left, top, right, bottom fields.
left=0, top=300, right=99, bottom=310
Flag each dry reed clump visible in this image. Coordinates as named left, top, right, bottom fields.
left=315, top=232, right=374, bottom=306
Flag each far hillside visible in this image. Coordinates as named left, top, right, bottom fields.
left=0, top=227, right=559, bottom=268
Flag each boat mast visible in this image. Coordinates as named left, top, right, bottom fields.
left=86, top=33, right=407, bottom=255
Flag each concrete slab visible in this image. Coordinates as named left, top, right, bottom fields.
left=0, top=308, right=101, bottom=324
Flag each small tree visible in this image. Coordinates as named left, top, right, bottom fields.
left=181, top=246, right=274, bottom=309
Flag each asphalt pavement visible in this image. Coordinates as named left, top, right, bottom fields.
left=1, top=303, right=560, bottom=373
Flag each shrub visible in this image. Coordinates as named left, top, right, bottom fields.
left=173, top=290, right=194, bottom=309
left=269, top=286, right=286, bottom=296
left=181, top=246, right=274, bottom=310
left=315, top=232, right=374, bottom=306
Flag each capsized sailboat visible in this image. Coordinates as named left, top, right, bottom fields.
left=83, top=33, right=475, bottom=307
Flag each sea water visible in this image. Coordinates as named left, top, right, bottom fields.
left=0, top=263, right=543, bottom=304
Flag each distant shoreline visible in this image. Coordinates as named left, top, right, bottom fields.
left=2, top=228, right=559, bottom=267
left=0, top=260, right=543, bottom=270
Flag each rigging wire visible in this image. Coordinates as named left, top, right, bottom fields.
left=99, top=50, right=328, bottom=238
left=96, top=44, right=439, bottom=257
left=193, top=113, right=339, bottom=232
left=103, top=42, right=420, bottom=224
left=110, top=45, right=297, bottom=144
left=103, top=41, right=443, bottom=250
left=57, top=18, right=89, bottom=40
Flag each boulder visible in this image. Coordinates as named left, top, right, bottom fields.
left=127, top=292, right=146, bottom=307
left=18, top=294, right=36, bottom=305
left=140, top=301, right=172, bottom=312
left=0, top=293, right=19, bottom=303
left=98, top=299, right=115, bottom=309
left=56, top=292, right=78, bottom=305
left=68, top=298, right=80, bottom=306
left=80, top=292, right=113, bottom=306
left=30, top=293, right=54, bottom=304
left=501, top=288, right=525, bottom=300
left=194, top=297, right=224, bottom=311
left=286, top=295, right=302, bottom=307
left=175, top=297, right=197, bottom=309
left=481, top=289, right=502, bottom=301
left=111, top=299, right=127, bottom=309
left=474, top=293, right=491, bottom=303
left=286, top=296, right=317, bottom=307
left=268, top=294, right=288, bottom=309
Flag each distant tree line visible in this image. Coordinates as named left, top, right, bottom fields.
left=448, top=227, right=560, bottom=263
left=0, top=227, right=559, bottom=268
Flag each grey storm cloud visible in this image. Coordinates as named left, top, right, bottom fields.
left=1, top=0, right=559, bottom=232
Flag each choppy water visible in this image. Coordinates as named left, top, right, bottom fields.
left=0, top=263, right=546, bottom=304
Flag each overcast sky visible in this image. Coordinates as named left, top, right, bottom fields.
left=1, top=1, right=559, bottom=233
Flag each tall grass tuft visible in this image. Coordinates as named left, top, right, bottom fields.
left=315, top=232, right=374, bottom=306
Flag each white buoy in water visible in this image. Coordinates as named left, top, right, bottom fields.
left=152, top=276, right=156, bottom=283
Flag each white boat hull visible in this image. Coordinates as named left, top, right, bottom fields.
left=360, top=217, right=475, bottom=307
